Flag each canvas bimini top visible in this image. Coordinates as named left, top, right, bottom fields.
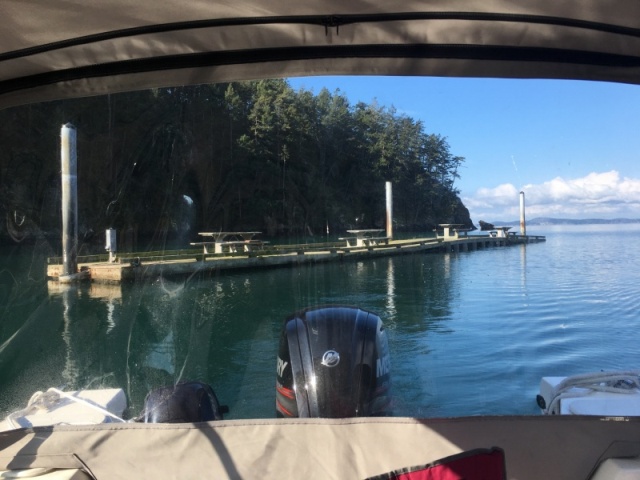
left=2, top=0, right=640, bottom=109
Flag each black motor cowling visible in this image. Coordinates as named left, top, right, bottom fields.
left=276, top=306, right=391, bottom=418
left=142, top=381, right=228, bottom=423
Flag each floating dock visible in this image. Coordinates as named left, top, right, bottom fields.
left=46, top=234, right=545, bottom=284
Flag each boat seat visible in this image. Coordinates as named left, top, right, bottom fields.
left=591, top=458, right=640, bottom=480
left=567, top=397, right=640, bottom=416
left=365, top=447, right=506, bottom=480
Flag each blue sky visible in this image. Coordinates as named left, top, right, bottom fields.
left=288, top=76, right=640, bottom=223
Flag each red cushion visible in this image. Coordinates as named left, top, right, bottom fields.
left=367, top=447, right=506, bottom=480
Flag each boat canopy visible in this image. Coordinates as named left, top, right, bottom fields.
left=2, top=0, right=640, bottom=109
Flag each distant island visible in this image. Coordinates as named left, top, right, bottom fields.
left=486, top=218, right=640, bottom=227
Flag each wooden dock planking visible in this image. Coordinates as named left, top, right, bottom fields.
left=46, top=235, right=545, bottom=284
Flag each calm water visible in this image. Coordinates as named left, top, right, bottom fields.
left=2, top=224, right=640, bottom=419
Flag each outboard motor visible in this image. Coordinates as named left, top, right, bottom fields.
left=276, top=306, right=391, bottom=418
left=141, top=381, right=228, bottom=423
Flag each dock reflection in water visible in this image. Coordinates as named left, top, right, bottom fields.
left=5, top=256, right=456, bottom=418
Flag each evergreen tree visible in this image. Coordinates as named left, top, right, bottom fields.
left=0, top=80, right=470, bottom=248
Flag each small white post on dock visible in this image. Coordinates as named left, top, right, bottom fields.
left=105, top=228, right=117, bottom=263
left=61, top=123, right=78, bottom=277
left=385, top=181, right=393, bottom=240
left=519, top=191, right=526, bottom=236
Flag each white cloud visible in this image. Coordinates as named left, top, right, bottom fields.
left=463, top=170, right=640, bottom=222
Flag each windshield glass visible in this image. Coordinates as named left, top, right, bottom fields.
left=1, top=76, right=639, bottom=425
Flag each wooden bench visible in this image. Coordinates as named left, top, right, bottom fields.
left=453, top=228, right=472, bottom=237
left=190, top=241, right=216, bottom=254
left=219, top=240, right=268, bottom=253
left=190, top=240, right=268, bottom=255
left=338, top=236, right=357, bottom=247
left=363, top=236, right=390, bottom=246
left=264, top=242, right=344, bottom=255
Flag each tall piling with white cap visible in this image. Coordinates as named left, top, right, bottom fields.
left=105, top=228, right=117, bottom=263
left=520, top=191, right=526, bottom=236
left=61, top=123, right=78, bottom=277
left=385, top=181, right=393, bottom=239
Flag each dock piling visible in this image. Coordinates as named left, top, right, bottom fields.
left=106, top=228, right=117, bottom=263
left=60, top=124, right=78, bottom=277
left=520, top=191, right=526, bottom=236
left=386, top=181, right=393, bottom=240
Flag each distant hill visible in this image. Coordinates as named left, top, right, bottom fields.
left=491, top=218, right=640, bottom=226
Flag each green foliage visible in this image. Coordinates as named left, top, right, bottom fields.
left=0, top=80, right=469, bottom=248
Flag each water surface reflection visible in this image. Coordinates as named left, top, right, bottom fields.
left=5, top=230, right=637, bottom=420
left=1, top=255, right=458, bottom=418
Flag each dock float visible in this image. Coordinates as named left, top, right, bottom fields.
left=46, top=235, right=546, bottom=284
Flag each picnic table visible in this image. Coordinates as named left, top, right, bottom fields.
left=437, top=224, right=464, bottom=239
left=342, top=229, right=389, bottom=247
left=489, top=226, right=512, bottom=238
left=192, top=231, right=265, bottom=254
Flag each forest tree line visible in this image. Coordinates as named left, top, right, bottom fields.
left=0, top=79, right=471, bottom=250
